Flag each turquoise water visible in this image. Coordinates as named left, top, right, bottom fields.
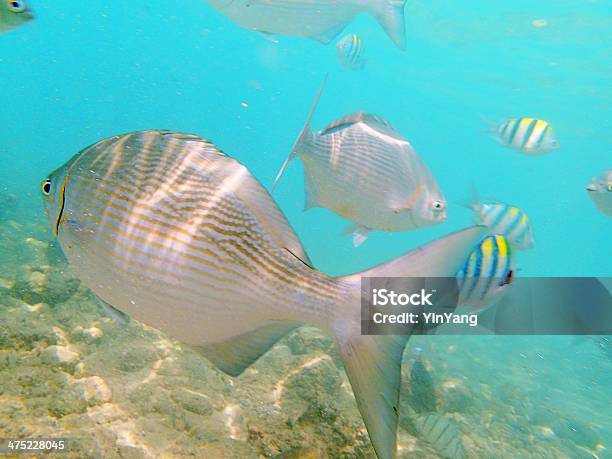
left=1, top=1, right=611, bottom=457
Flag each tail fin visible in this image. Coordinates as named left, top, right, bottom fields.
left=271, top=76, right=328, bottom=193
left=333, top=226, right=485, bottom=459
left=480, top=114, right=499, bottom=134
left=372, top=0, right=407, bottom=50
left=457, top=183, right=480, bottom=212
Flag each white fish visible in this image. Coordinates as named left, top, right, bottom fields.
left=493, top=117, right=559, bottom=155
left=336, top=33, right=366, bottom=70
left=42, top=130, right=485, bottom=459
left=204, top=0, right=407, bottom=49
left=272, top=81, right=447, bottom=247
left=0, top=0, right=32, bottom=34
left=586, top=169, right=612, bottom=216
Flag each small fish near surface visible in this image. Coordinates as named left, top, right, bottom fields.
left=415, top=413, right=465, bottom=459
left=272, top=80, right=447, bottom=247
left=42, top=130, right=486, bottom=459
left=492, top=117, right=559, bottom=155
left=464, top=191, right=534, bottom=250
left=204, top=0, right=407, bottom=49
left=586, top=169, right=612, bottom=216
left=0, top=0, right=33, bottom=34
left=457, top=235, right=515, bottom=310
left=336, top=33, right=366, bottom=70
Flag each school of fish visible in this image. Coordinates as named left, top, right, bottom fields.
left=0, top=1, right=607, bottom=458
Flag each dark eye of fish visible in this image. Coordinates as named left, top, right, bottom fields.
left=501, top=269, right=513, bottom=286
left=41, top=178, right=51, bottom=195
left=8, top=0, right=27, bottom=12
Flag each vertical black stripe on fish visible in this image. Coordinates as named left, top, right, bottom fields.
left=54, top=178, right=68, bottom=237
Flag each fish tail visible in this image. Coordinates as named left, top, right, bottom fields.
left=271, top=76, right=328, bottom=193
left=457, top=183, right=481, bottom=213
left=480, top=114, right=499, bottom=134
left=371, top=0, right=407, bottom=50
left=332, top=226, right=485, bottom=459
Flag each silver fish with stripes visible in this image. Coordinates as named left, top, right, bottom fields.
left=336, top=33, right=366, bottom=70
left=272, top=81, right=447, bottom=247
left=41, top=130, right=485, bottom=459
left=494, top=117, right=559, bottom=155
left=205, top=0, right=407, bottom=49
left=466, top=195, right=534, bottom=250
left=415, top=413, right=465, bottom=459
left=457, top=235, right=515, bottom=310
left=586, top=169, right=612, bottom=216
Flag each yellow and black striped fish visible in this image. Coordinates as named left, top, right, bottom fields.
left=494, top=117, right=559, bottom=155
left=41, top=130, right=485, bottom=459
left=336, top=33, right=365, bottom=70
left=457, top=235, right=515, bottom=310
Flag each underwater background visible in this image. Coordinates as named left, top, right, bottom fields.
left=0, top=0, right=610, bottom=457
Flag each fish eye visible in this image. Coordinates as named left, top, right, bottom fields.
left=607, top=183, right=612, bottom=192
left=501, top=269, right=513, bottom=286
left=41, top=178, right=52, bottom=196
left=7, top=0, right=27, bottom=12
left=431, top=200, right=445, bottom=211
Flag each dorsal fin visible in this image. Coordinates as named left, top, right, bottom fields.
left=321, top=112, right=404, bottom=140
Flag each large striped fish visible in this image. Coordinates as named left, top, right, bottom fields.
left=41, top=130, right=485, bottom=459
left=0, top=0, right=32, bottom=34
left=493, top=117, right=559, bottom=155
left=586, top=169, right=612, bottom=216
left=272, top=82, right=447, bottom=247
left=205, top=0, right=407, bottom=49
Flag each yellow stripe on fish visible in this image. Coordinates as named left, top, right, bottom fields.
left=496, top=117, right=558, bottom=155
left=457, top=235, right=514, bottom=309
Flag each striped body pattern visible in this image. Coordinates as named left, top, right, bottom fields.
left=457, top=235, right=514, bottom=309
left=299, top=113, right=447, bottom=233
left=205, top=0, right=407, bottom=49
left=41, top=130, right=488, bottom=459
left=496, top=117, right=558, bottom=155
left=415, top=413, right=465, bottom=459
left=473, top=202, right=534, bottom=250
left=336, top=33, right=365, bottom=70
left=41, top=130, right=345, bottom=347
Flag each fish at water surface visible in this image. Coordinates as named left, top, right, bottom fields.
left=41, top=130, right=485, bottom=459
left=273, top=81, right=447, bottom=247
left=204, top=0, right=407, bottom=49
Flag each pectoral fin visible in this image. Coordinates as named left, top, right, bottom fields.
left=311, top=21, right=351, bottom=44
left=196, top=321, right=301, bottom=377
left=342, top=224, right=371, bottom=247
left=93, top=295, right=130, bottom=325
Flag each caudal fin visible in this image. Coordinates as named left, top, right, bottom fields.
left=372, top=0, right=407, bottom=50
left=333, top=226, right=485, bottom=458
left=457, top=183, right=481, bottom=212
left=271, top=76, right=328, bottom=193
